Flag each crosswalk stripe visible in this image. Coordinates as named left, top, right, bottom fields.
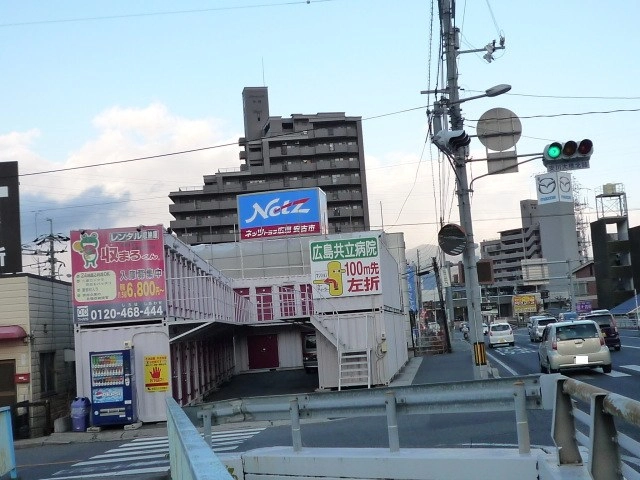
left=42, top=426, right=265, bottom=479
left=45, top=465, right=170, bottom=479
left=104, top=442, right=168, bottom=453
left=604, top=370, right=631, bottom=377
left=620, top=365, right=640, bottom=373
left=93, top=448, right=168, bottom=459
left=74, top=453, right=167, bottom=466
left=130, top=435, right=168, bottom=442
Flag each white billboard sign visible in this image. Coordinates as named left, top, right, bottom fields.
left=310, top=237, right=381, bottom=299
left=536, top=171, right=573, bottom=205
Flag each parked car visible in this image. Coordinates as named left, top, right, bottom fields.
left=538, top=320, right=612, bottom=374
left=487, top=322, right=514, bottom=348
left=302, top=332, right=318, bottom=373
left=482, top=323, right=489, bottom=335
left=528, top=316, right=557, bottom=342
left=581, top=310, right=621, bottom=351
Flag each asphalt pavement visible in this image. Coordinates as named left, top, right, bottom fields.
left=13, top=336, right=477, bottom=449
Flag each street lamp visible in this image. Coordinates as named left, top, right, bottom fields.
left=450, top=84, right=511, bottom=105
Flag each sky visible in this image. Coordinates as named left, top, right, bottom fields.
left=2, top=0, right=640, bottom=278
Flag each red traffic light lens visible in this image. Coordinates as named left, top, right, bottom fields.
left=562, top=141, right=577, bottom=156
left=578, top=139, right=593, bottom=155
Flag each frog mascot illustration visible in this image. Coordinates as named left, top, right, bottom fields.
left=72, top=232, right=100, bottom=269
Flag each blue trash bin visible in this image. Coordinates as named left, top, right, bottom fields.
left=70, top=397, right=91, bottom=432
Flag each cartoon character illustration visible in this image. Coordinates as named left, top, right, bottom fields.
left=72, top=232, right=100, bottom=269
left=313, top=260, right=346, bottom=296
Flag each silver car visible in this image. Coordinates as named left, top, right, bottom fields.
left=528, top=316, right=556, bottom=342
left=538, top=320, right=612, bottom=374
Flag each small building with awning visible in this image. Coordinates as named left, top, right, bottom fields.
left=0, top=273, right=75, bottom=438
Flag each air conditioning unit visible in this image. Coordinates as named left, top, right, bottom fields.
left=602, top=183, right=616, bottom=195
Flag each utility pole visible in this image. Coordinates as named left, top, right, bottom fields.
left=47, top=218, right=55, bottom=279
left=432, top=257, right=452, bottom=352
left=28, top=218, right=70, bottom=280
left=438, top=0, right=490, bottom=378
left=416, top=249, right=423, bottom=326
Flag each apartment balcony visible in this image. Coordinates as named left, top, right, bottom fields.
left=313, top=126, right=357, bottom=138
left=328, top=191, right=363, bottom=202
left=331, top=206, right=364, bottom=218
left=500, top=231, right=525, bottom=243
left=169, top=203, right=197, bottom=214
left=170, top=219, right=197, bottom=230
left=279, top=161, right=316, bottom=173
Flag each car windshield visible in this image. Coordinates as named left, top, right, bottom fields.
left=586, top=314, right=611, bottom=327
left=538, top=318, right=556, bottom=326
left=556, top=323, right=598, bottom=340
left=491, top=324, right=510, bottom=332
left=304, top=336, right=316, bottom=349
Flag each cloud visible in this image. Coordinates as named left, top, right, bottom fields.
left=2, top=103, right=240, bottom=277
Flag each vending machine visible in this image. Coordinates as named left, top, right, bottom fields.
left=89, top=349, right=137, bottom=426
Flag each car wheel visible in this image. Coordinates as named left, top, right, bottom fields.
left=488, top=343, right=493, bottom=349
left=530, top=337, right=533, bottom=342
left=510, top=342, right=514, bottom=347
left=614, top=346, right=621, bottom=351
left=602, top=364, right=612, bottom=373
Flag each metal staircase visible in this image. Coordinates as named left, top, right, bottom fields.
left=338, top=348, right=371, bottom=390
left=311, top=310, right=373, bottom=390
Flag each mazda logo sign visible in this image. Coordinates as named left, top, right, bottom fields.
left=537, top=177, right=556, bottom=194
left=559, top=175, right=572, bottom=193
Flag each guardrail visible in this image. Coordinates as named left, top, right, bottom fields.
left=552, top=377, right=640, bottom=480
left=180, top=375, right=640, bottom=480
left=166, top=397, right=233, bottom=480
left=188, top=376, right=543, bottom=453
left=0, top=406, right=18, bottom=479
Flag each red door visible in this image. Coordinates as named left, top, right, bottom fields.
left=0, top=360, right=16, bottom=408
left=247, top=334, right=279, bottom=370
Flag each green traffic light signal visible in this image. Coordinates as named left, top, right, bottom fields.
left=546, top=143, right=562, bottom=159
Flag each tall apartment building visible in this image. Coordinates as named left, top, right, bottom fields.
left=480, top=200, right=542, bottom=290
left=169, top=87, right=371, bottom=245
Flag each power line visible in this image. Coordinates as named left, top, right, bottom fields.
left=0, top=0, right=338, bottom=28
left=15, top=103, right=640, bottom=178
left=19, top=144, right=237, bottom=177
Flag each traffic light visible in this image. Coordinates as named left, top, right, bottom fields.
left=543, top=139, right=593, bottom=164
left=432, top=129, right=471, bottom=154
